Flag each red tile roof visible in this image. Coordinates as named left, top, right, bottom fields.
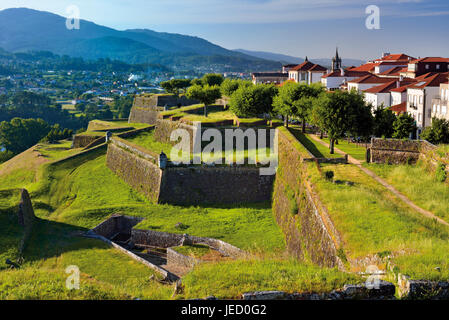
left=390, top=102, right=407, bottom=114
left=290, top=61, right=327, bottom=72
left=379, top=66, right=405, bottom=76
left=348, top=74, right=393, bottom=84
left=348, top=63, right=378, bottom=72
left=409, top=57, right=449, bottom=64
left=363, top=81, right=397, bottom=94
left=378, top=54, right=415, bottom=62
left=364, top=79, right=417, bottom=94
left=408, top=72, right=449, bottom=89
left=321, top=70, right=370, bottom=78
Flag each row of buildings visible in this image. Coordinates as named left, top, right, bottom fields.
left=252, top=50, right=449, bottom=137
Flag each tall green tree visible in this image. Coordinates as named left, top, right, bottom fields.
left=229, top=84, right=277, bottom=118
left=372, top=105, right=397, bottom=138
left=310, top=90, right=371, bottom=154
left=420, top=118, right=449, bottom=144
left=273, top=82, right=323, bottom=130
left=160, top=79, right=192, bottom=96
left=202, top=73, right=224, bottom=87
left=0, top=118, right=51, bottom=154
left=392, top=113, right=417, bottom=139
left=186, top=85, right=221, bottom=117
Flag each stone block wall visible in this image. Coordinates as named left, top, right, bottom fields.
left=128, top=94, right=198, bottom=125
left=72, top=134, right=102, bottom=148
left=272, top=127, right=344, bottom=269
left=159, top=166, right=274, bottom=205
left=130, top=229, right=244, bottom=258
left=106, top=140, right=162, bottom=203
left=369, top=138, right=433, bottom=165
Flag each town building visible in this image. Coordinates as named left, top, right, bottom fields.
left=431, top=75, right=449, bottom=121
left=406, top=72, right=449, bottom=135
left=400, top=57, right=449, bottom=78
left=288, top=58, right=327, bottom=85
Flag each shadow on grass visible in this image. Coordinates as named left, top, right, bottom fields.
left=22, top=217, right=106, bottom=263
left=288, top=128, right=324, bottom=158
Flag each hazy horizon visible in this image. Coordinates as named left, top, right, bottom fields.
left=1, top=1, right=449, bottom=61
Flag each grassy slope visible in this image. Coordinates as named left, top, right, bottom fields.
left=288, top=128, right=340, bottom=159
left=311, top=163, right=449, bottom=280
left=364, top=162, right=449, bottom=223
left=0, top=189, right=23, bottom=270
left=181, top=259, right=360, bottom=299
left=322, top=138, right=367, bottom=162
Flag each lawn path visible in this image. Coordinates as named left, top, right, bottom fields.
left=308, top=134, right=449, bottom=228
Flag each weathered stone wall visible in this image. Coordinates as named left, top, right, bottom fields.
left=72, top=134, right=102, bottom=148
left=128, top=94, right=198, bottom=124
left=154, top=119, right=196, bottom=148
left=90, top=214, right=143, bottom=239
left=369, top=138, right=434, bottom=165
left=106, top=140, right=162, bottom=203
left=272, top=127, right=344, bottom=269
left=167, top=248, right=199, bottom=268
left=131, top=229, right=244, bottom=258
left=17, top=189, right=35, bottom=253
left=159, top=166, right=274, bottom=205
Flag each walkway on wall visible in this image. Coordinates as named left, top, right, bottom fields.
left=308, top=134, right=449, bottom=228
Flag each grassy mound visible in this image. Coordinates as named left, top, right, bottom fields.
left=0, top=189, right=23, bottom=270
left=181, top=259, right=361, bottom=299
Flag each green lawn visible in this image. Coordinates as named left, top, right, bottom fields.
left=288, top=128, right=341, bottom=159
left=310, top=163, right=449, bottom=280
left=364, top=162, right=449, bottom=223
left=181, top=259, right=361, bottom=299
left=322, top=138, right=367, bottom=162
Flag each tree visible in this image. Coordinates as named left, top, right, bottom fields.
left=186, top=85, right=221, bottom=117
left=229, top=84, right=278, bottom=118
left=0, top=118, right=51, bottom=154
left=309, top=90, right=371, bottom=154
left=372, top=105, right=396, bottom=138
left=220, top=79, right=240, bottom=97
left=420, top=118, right=449, bottom=144
left=392, top=113, right=417, bottom=139
left=273, top=82, right=323, bottom=130
left=160, top=79, right=192, bottom=96
left=202, top=73, right=224, bottom=87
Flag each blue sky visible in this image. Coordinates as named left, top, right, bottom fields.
left=1, top=0, right=448, bottom=60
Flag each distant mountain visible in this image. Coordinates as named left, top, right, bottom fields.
left=234, top=49, right=365, bottom=68
left=0, top=8, right=281, bottom=71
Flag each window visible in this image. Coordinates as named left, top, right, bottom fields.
left=418, top=113, right=422, bottom=121
left=419, top=96, right=423, bottom=104
left=437, top=64, right=440, bottom=70
left=433, top=104, right=437, bottom=113
left=443, top=106, right=447, bottom=115
left=425, top=64, right=430, bottom=70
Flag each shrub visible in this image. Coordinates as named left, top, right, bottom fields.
left=435, top=162, right=447, bottom=183
left=324, top=170, right=334, bottom=181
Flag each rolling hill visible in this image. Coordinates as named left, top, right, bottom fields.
left=0, top=8, right=280, bottom=71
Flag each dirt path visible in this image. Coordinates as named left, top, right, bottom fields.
left=308, top=134, right=449, bottom=228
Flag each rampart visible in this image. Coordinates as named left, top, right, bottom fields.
left=368, top=138, right=436, bottom=165
left=272, top=127, right=344, bottom=269
left=105, top=136, right=275, bottom=205
left=128, top=94, right=198, bottom=124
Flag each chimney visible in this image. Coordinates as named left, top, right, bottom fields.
left=382, top=52, right=390, bottom=58
left=399, top=75, right=404, bottom=82
left=396, top=81, right=400, bottom=88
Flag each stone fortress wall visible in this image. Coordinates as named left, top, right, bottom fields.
left=128, top=94, right=198, bottom=125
